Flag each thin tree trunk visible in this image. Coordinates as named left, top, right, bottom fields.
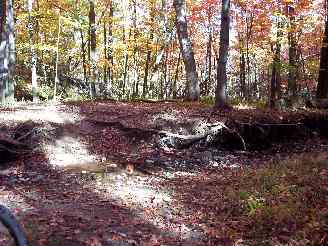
left=105, top=0, right=114, bottom=97
left=103, top=21, right=107, bottom=86
left=28, top=0, right=38, bottom=102
left=173, top=0, right=200, bottom=101
left=54, top=14, right=61, bottom=101
left=173, top=52, right=181, bottom=99
left=0, top=0, right=8, bottom=103
left=270, top=19, right=282, bottom=109
left=143, top=33, right=153, bottom=98
left=316, top=3, right=328, bottom=99
left=207, top=30, right=212, bottom=96
left=0, top=0, right=15, bottom=103
left=80, top=28, right=87, bottom=84
left=215, top=0, right=230, bottom=109
left=239, top=38, right=246, bottom=99
left=89, top=0, right=97, bottom=98
left=245, top=13, right=253, bottom=100
left=6, top=0, right=14, bottom=102
left=142, top=2, right=155, bottom=98
left=122, top=27, right=130, bottom=98
left=287, top=5, right=297, bottom=100
left=132, top=0, right=138, bottom=98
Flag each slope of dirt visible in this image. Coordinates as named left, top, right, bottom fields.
left=0, top=101, right=327, bottom=245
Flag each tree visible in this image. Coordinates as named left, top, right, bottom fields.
left=0, top=0, right=15, bottom=103
left=270, top=17, right=282, bottom=109
left=173, top=0, right=200, bottom=101
left=89, top=0, right=97, bottom=98
left=287, top=4, right=297, bottom=100
left=215, top=0, right=230, bottom=109
left=316, top=3, right=328, bottom=99
left=28, top=0, right=38, bottom=102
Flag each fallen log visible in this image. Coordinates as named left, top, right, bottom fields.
left=87, top=119, right=246, bottom=150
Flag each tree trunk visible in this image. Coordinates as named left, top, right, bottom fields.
left=173, top=0, right=200, bottom=101
left=28, top=0, right=38, bottom=102
left=239, top=42, right=246, bottom=99
left=0, top=0, right=7, bottom=103
left=173, top=53, right=181, bottom=99
left=0, top=0, right=15, bottom=104
left=215, top=0, right=230, bottom=109
left=80, top=28, right=87, bottom=84
left=105, top=1, right=114, bottom=97
left=316, top=9, right=328, bottom=99
left=270, top=19, right=282, bottom=109
left=143, top=31, right=153, bottom=98
left=287, top=5, right=297, bottom=100
left=54, top=14, right=61, bottom=100
left=89, top=0, right=97, bottom=98
left=122, top=27, right=130, bottom=98
left=245, top=13, right=253, bottom=101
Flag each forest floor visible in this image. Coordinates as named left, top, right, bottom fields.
left=0, top=100, right=327, bottom=246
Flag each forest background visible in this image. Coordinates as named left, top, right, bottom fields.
left=0, top=0, right=327, bottom=109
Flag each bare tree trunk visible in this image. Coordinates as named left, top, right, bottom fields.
left=215, top=0, right=230, bottom=109
left=80, top=28, right=87, bottom=84
left=143, top=35, right=153, bottom=98
left=122, top=28, right=130, bottom=97
left=316, top=3, right=328, bottom=99
left=173, top=0, right=200, bottom=101
left=270, top=19, right=282, bottom=109
left=131, top=0, right=139, bottom=98
left=103, top=1, right=113, bottom=97
left=173, top=53, right=181, bottom=99
left=28, top=0, right=38, bottom=102
left=245, top=13, right=253, bottom=100
left=89, top=0, right=97, bottom=98
left=108, top=2, right=114, bottom=95
left=207, top=31, right=212, bottom=96
left=0, top=0, right=8, bottom=103
left=0, top=0, right=15, bottom=103
left=287, top=5, right=297, bottom=101
left=239, top=38, right=246, bottom=99
left=54, top=14, right=61, bottom=100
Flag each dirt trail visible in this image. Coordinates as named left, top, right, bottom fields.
left=0, top=101, right=327, bottom=245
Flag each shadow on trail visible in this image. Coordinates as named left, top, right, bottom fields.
left=0, top=104, right=205, bottom=245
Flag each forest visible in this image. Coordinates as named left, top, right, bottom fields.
left=0, top=0, right=327, bottom=245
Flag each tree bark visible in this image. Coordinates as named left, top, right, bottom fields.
left=89, top=0, right=97, bottom=98
left=239, top=38, right=246, bottom=99
left=215, top=0, right=230, bottom=109
left=270, top=19, right=282, bottom=109
left=316, top=8, right=328, bottom=99
left=80, top=28, right=87, bottom=84
left=54, top=14, right=61, bottom=100
left=28, top=0, right=38, bottom=102
left=287, top=5, right=297, bottom=100
left=143, top=3, right=155, bottom=98
left=173, top=52, right=181, bottom=99
left=0, top=0, right=15, bottom=103
left=0, top=0, right=7, bottom=103
left=173, top=0, right=200, bottom=101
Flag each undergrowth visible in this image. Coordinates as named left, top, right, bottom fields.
left=234, top=156, right=328, bottom=245
left=173, top=154, right=328, bottom=245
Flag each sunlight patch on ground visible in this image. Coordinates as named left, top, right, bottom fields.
left=93, top=174, right=201, bottom=241
left=234, top=104, right=256, bottom=110
left=44, top=135, right=98, bottom=168
left=0, top=104, right=82, bottom=124
left=0, top=103, right=100, bottom=168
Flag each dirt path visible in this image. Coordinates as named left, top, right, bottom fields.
left=0, top=101, right=327, bottom=245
